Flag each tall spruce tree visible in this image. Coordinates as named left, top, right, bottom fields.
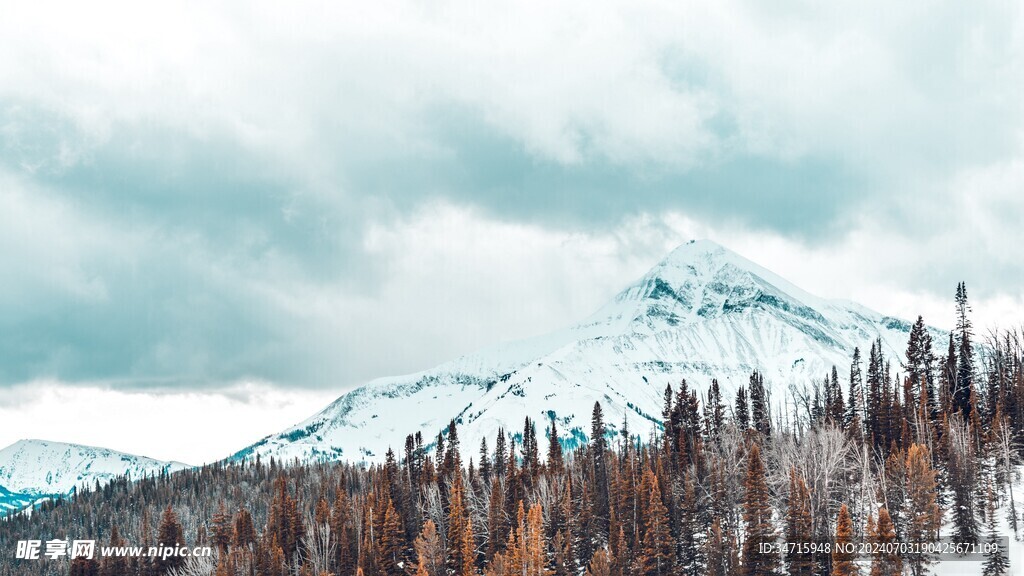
left=784, top=470, right=813, bottom=576
left=735, top=386, right=750, bottom=431
left=741, top=444, right=778, bottom=576
left=905, top=315, right=935, bottom=408
left=155, top=505, right=185, bottom=574
left=954, top=282, right=976, bottom=418
left=547, top=415, right=564, bottom=469
left=638, top=474, right=673, bottom=576
left=831, top=504, right=857, bottom=576
left=905, top=444, right=940, bottom=576
left=749, top=371, right=771, bottom=438
left=591, top=402, right=610, bottom=541
left=869, top=508, right=900, bottom=576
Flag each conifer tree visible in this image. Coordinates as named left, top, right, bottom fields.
left=155, top=505, right=185, bottom=574
left=459, top=516, right=477, bottom=576
left=831, top=504, right=857, bottom=576
left=498, top=502, right=527, bottom=576
left=211, top=502, right=232, bottom=553
left=741, top=444, right=778, bottom=576
left=376, top=495, right=405, bottom=575
left=678, top=470, right=701, bottom=572
left=706, top=518, right=727, bottom=576
left=784, top=470, right=813, bottom=576
left=547, top=415, right=563, bottom=470
left=523, top=504, right=548, bottom=576
left=638, top=474, right=673, bottom=576
left=982, top=480, right=1010, bottom=576
left=443, top=420, right=462, bottom=487
left=446, top=473, right=472, bottom=576
left=486, top=476, right=506, bottom=562
left=233, top=507, right=256, bottom=549
left=868, top=508, right=900, bottom=576
left=552, top=529, right=575, bottom=576
left=479, top=438, right=491, bottom=485
left=591, top=402, right=610, bottom=540
left=828, top=365, right=845, bottom=425
left=708, top=379, right=726, bottom=438
left=332, top=487, right=355, bottom=575
left=99, top=526, right=127, bottom=576
left=849, top=347, right=864, bottom=431
left=749, top=371, right=771, bottom=438
left=585, top=548, right=612, bottom=576
left=880, top=449, right=905, bottom=538
left=905, top=444, right=940, bottom=576
left=735, top=387, right=750, bottom=431
left=494, top=429, right=507, bottom=478
left=941, top=334, right=958, bottom=415
left=905, top=315, right=935, bottom=409
left=522, top=417, right=540, bottom=478
left=555, top=476, right=577, bottom=573
left=866, top=340, right=884, bottom=450
left=955, top=282, right=975, bottom=418
left=413, top=519, right=444, bottom=576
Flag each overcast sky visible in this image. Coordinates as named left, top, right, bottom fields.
left=2, top=0, right=1023, bottom=464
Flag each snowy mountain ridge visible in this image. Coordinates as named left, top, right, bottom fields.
left=234, top=239, right=936, bottom=465
left=0, top=439, right=189, bottom=516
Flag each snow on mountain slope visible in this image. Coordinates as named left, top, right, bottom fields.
left=0, top=484, right=36, bottom=517
left=0, top=439, right=189, bottom=514
left=235, top=240, right=940, bottom=465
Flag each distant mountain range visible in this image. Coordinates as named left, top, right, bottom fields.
left=0, top=440, right=187, bottom=516
left=1, top=240, right=940, bottom=515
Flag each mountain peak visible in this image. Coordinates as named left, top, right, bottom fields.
left=627, top=239, right=828, bottom=319
left=237, top=240, right=920, bottom=466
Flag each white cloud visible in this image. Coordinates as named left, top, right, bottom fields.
left=0, top=381, right=336, bottom=464
left=4, top=0, right=1018, bottom=176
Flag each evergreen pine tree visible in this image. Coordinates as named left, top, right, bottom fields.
left=446, top=473, right=472, bottom=576
left=591, top=401, right=610, bottom=541
left=868, top=508, right=900, bottom=576
left=831, top=504, right=857, bottom=576
left=413, top=519, right=444, bottom=576
left=155, top=505, right=185, bottom=574
left=638, top=474, right=673, bottom=576
left=749, top=371, right=771, bottom=438
left=741, top=444, right=778, bottom=576
left=955, top=282, right=975, bottom=418
left=547, top=415, right=563, bottom=470
left=708, top=379, right=726, bottom=438
left=784, top=470, right=813, bottom=576
left=99, top=526, right=127, bottom=576
left=982, top=480, right=1010, bottom=576
left=849, top=347, right=864, bottom=430
left=735, top=387, right=750, bottom=431
left=376, top=494, right=405, bottom=576
left=585, top=548, right=612, bottom=576
left=905, top=444, right=940, bottom=576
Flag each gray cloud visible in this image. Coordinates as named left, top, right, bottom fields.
left=1, top=0, right=1023, bottom=391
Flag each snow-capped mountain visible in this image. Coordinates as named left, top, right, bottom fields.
left=235, top=240, right=936, bottom=464
left=0, top=439, right=189, bottom=515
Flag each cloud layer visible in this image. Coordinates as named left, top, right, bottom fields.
left=2, top=0, right=1023, bottom=405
